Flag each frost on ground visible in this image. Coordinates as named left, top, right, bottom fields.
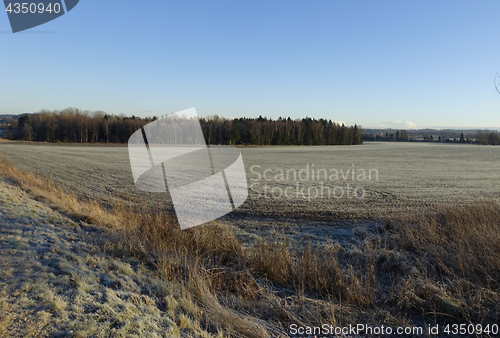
left=0, top=179, right=215, bottom=338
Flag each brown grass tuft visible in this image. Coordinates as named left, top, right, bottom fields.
left=393, top=203, right=500, bottom=289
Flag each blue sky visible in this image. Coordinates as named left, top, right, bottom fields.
left=1, top=0, right=500, bottom=128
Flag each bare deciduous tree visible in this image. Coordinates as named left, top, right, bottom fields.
left=495, top=72, right=500, bottom=94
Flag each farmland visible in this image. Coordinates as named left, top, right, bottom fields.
left=1, top=141, right=499, bottom=248
left=0, top=141, right=498, bottom=220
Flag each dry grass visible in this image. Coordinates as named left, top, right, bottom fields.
left=1, top=155, right=499, bottom=337
left=392, top=204, right=500, bottom=287
left=0, top=158, right=118, bottom=227
left=385, top=204, right=500, bottom=321
left=251, top=238, right=376, bottom=306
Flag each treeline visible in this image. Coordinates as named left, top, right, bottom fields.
left=7, top=109, right=146, bottom=143
left=476, top=131, right=500, bottom=145
left=200, top=116, right=362, bottom=145
left=363, top=129, right=500, bottom=145
left=3, top=108, right=363, bottom=146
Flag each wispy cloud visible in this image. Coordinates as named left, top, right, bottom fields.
left=381, top=120, right=417, bottom=129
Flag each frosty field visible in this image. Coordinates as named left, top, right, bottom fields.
left=0, top=142, right=498, bottom=222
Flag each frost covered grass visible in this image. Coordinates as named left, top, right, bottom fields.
left=0, top=178, right=222, bottom=337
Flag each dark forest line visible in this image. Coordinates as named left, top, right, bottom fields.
left=0, top=108, right=363, bottom=146
left=362, top=129, right=500, bottom=145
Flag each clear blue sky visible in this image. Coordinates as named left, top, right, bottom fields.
left=1, top=1, right=500, bottom=129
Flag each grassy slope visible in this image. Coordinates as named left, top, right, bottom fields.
left=0, top=179, right=221, bottom=338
